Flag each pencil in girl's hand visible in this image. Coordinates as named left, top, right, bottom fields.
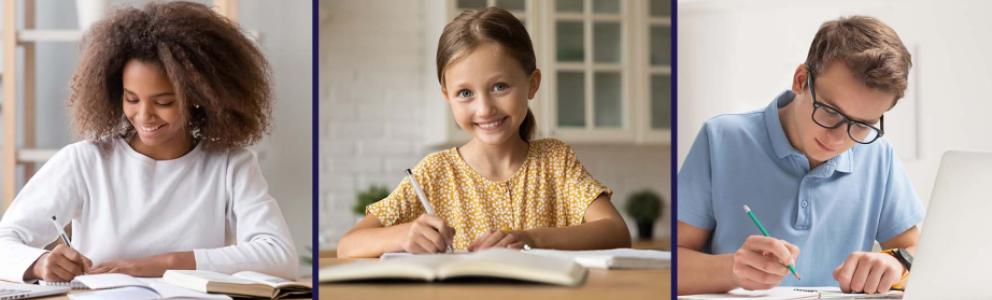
left=50, top=216, right=71, bottom=246
left=406, top=169, right=435, bottom=215
left=406, top=169, right=452, bottom=253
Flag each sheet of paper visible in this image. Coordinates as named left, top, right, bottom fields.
left=141, top=278, right=232, bottom=300
left=67, top=286, right=160, bottom=300
left=73, top=273, right=146, bottom=289
left=678, top=287, right=902, bottom=300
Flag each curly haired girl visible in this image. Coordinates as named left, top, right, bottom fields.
left=0, top=1, right=297, bottom=282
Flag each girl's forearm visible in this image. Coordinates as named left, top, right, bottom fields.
left=157, top=251, right=196, bottom=270
left=521, top=218, right=631, bottom=250
left=336, top=224, right=408, bottom=258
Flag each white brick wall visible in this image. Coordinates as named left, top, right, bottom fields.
left=319, top=0, right=671, bottom=249
left=319, top=0, right=430, bottom=248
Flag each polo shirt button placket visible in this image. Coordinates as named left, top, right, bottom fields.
left=796, top=177, right=812, bottom=230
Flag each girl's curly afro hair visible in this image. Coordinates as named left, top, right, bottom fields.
left=70, top=1, right=272, bottom=151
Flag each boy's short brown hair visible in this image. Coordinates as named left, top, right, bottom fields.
left=805, top=16, right=912, bottom=103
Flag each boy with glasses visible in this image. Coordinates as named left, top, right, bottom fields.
left=677, top=16, right=923, bottom=295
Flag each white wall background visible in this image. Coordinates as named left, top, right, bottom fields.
left=0, top=0, right=313, bottom=275
left=678, top=0, right=992, bottom=210
left=319, top=0, right=671, bottom=250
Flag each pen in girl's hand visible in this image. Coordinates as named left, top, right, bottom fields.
left=406, top=169, right=453, bottom=253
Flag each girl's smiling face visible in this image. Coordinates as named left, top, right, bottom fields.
left=122, top=59, right=193, bottom=159
left=442, top=42, right=540, bottom=146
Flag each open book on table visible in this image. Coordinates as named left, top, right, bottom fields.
left=162, top=270, right=312, bottom=299
left=380, top=247, right=671, bottom=269
left=44, top=274, right=229, bottom=299
left=319, top=248, right=587, bottom=286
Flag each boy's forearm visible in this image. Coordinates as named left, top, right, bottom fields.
left=522, top=218, right=631, bottom=250
left=677, top=247, right=737, bottom=295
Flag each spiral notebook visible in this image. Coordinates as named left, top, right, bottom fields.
left=38, top=273, right=146, bottom=290
left=39, top=280, right=87, bottom=289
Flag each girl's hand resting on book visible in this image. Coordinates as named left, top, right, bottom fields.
left=401, top=214, right=456, bottom=253
left=26, top=244, right=92, bottom=282
left=89, top=252, right=194, bottom=277
left=89, top=259, right=149, bottom=276
left=468, top=230, right=534, bottom=252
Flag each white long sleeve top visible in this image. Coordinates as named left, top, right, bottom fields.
left=0, top=138, right=298, bottom=282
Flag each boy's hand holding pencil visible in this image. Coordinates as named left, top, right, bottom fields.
left=732, top=205, right=801, bottom=290
left=731, top=235, right=800, bottom=290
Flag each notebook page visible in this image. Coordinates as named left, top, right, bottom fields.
left=437, top=248, right=586, bottom=286
left=678, top=287, right=819, bottom=299
left=140, top=278, right=232, bottom=300
left=318, top=255, right=451, bottom=282
left=67, top=286, right=159, bottom=300
left=232, top=271, right=305, bottom=288
left=523, top=248, right=671, bottom=269
left=72, top=274, right=147, bottom=290
left=678, top=287, right=902, bottom=300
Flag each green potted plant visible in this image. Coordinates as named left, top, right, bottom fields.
left=625, top=190, right=664, bottom=240
left=353, top=185, right=390, bottom=216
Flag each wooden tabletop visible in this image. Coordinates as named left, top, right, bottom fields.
left=318, top=238, right=671, bottom=258
left=32, top=281, right=315, bottom=300
left=318, top=258, right=671, bottom=300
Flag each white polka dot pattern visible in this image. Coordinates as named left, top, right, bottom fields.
left=366, top=139, right=612, bottom=251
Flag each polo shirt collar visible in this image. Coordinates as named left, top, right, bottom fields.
left=765, top=91, right=803, bottom=159
left=764, top=90, right=854, bottom=175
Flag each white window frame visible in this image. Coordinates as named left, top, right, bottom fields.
left=638, top=0, right=672, bottom=144
left=539, top=0, right=636, bottom=143
left=424, top=0, right=669, bottom=147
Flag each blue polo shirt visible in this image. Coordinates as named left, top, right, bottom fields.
left=678, top=91, right=925, bottom=286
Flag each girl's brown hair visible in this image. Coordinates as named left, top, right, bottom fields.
left=70, top=1, right=272, bottom=151
left=436, top=7, right=537, bottom=141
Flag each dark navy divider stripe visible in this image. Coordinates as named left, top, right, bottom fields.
left=670, top=0, right=679, bottom=297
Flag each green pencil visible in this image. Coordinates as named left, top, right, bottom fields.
left=743, top=205, right=801, bottom=280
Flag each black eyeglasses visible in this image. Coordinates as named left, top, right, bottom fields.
left=806, top=67, right=885, bottom=144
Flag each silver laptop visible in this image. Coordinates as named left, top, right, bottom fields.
left=904, top=151, right=992, bottom=300
left=0, top=282, right=69, bottom=300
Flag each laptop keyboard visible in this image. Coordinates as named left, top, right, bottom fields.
left=0, top=288, right=28, bottom=297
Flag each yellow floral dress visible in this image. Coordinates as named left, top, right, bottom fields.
left=367, top=138, right=612, bottom=251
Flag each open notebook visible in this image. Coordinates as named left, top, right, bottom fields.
left=42, top=274, right=230, bottom=300
left=522, top=248, right=670, bottom=269
left=320, top=248, right=587, bottom=286
left=40, top=273, right=159, bottom=290
left=678, top=287, right=903, bottom=300
left=162, top=270, right=312, bottom=299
